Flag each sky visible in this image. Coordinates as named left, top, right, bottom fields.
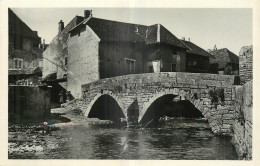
left=10, top=8, right=252, bottom=55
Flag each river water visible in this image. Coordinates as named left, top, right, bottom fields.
left=8, top=118, right=239, bottom=159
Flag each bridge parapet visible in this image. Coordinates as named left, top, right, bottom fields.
left=65, top=72, right=238, bottom=135
left=82, top=72, right=237, bottom=94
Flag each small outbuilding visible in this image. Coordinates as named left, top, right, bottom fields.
left=209, top=48, right=239, bottom=75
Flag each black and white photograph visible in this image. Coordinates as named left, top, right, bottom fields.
left=0, top=0, right=259, bottom=164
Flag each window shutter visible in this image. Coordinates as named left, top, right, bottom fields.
left=15, top=59, right=18, bottom=68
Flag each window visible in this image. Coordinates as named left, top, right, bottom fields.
left=148, top=66, right=153, bottom=73
left=33, top=60, right=37, bottom=67
left=172, top=50, right=177, bottom=55
left=172, top=54, right=180, bottom=72
left=125, top=58, right=135, bottom=74
left=14, top=58, right=23, bottom=69
left=171, top=63, right=176, bottom=72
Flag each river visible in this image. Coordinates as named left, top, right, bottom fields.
left=8, top=117, right=238, bottom=159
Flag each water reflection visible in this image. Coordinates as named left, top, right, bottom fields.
left=9, top=119, right=239, bottom=160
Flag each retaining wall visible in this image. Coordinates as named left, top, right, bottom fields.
left=232, top=80, right=252, bottom=159
left=8, top=85, right=51, bottom=123
left=239, top=45, right=253, bottom=85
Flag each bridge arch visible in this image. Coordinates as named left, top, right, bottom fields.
left=84, top=91, right=127, bottom=119
left=138, top=88, right=207, bottom=123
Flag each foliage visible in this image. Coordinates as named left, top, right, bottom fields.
left=208, top=88, right=224, bottom=104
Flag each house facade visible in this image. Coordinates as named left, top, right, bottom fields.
left=209, top=48, right=239, bottom=75
left=43, top=10, right=211, bottom=98
left=8, top=8, right=45, bottom=85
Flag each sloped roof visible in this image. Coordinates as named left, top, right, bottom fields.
left=9, top=67, right=42, bottom=75
left=41, top=72, right=57, bottom=82
left=209, top=48, right=239, bottom=68
left=145, top=24, right=158, bottom=44
left=69, top=17, right=188, bottom=49
left=9, top=8, right=40, bottom=39
left=180, top=40, right=212, bottom=57
left=159, top=25, right=187, bottom=49
left=142, top=24, right=187, bottom=49
left=86, top=17, right=145, bottom=42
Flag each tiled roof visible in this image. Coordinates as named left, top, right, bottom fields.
left=9, top=67, right=42, bottom=75
left=8, top=9, right=40, bottom=39
left=209, top=48, right=239, bottom=68
left=159, top=25, right=187, bottom=49
left=145, top=24, right=158, bottom=44
left=69, top=17, right=188, bottom=49
left=181, top=40, right=212, bottom=57
left=86, top=17, right=145, bottom=42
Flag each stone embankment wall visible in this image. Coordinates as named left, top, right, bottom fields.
left=239, top=45, right=253, bottom=85
left=64, top=72, right=238, bottom=135
left=8, top=85, right=51, bottom=123
left=232, top=80, right=252, bottom=159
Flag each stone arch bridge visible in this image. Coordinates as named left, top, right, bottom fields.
left=65, top=72, right=239, bottom=134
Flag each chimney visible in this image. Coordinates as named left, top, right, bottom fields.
left=188, top=38, right=190, bottom=41
left=43, top=39, right=45, bottom=50
left=135, top=25, right=139, bottom=33
left=182, top=37, right=185, bottom=41
left=58, top=20, right=64, bottom=33
left=39, top=39, right=42, bottom=49
left=214, top=44, right=217, bottom=50
left=84, top=10, right=92, bottom=19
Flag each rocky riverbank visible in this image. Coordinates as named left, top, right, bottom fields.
left=8, top=109, right=69, bottom=158
left=8, top=107, right=117, bottom=158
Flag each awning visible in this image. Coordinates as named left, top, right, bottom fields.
left=41, top=73, right=57, bottom=82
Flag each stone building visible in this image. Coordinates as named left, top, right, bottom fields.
left=43, top=10, right=211, bottom=98
left=209, top=48, right=239, bottom=75
left=239, top=45, right=253, bottom=85
left=181, top=39, right=211, bottom=73
left=8, top=8, right=46, bottom=85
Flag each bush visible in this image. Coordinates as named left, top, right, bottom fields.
left=209, top=88, right=224, bottom=104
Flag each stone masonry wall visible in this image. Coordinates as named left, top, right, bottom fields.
left=232, top=80, right=252, bottom=159
left=64, top=72, right=238, bottom=135
left=42, top=16, right=83, bottom=79
left=42, top=24, right=69, bottom=79
left=239, top=45, right=253, bottom=85
left=67, top=26, right=100, bottom=98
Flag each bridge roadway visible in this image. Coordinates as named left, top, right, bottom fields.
left=65, top=72, right=239, bottom=135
